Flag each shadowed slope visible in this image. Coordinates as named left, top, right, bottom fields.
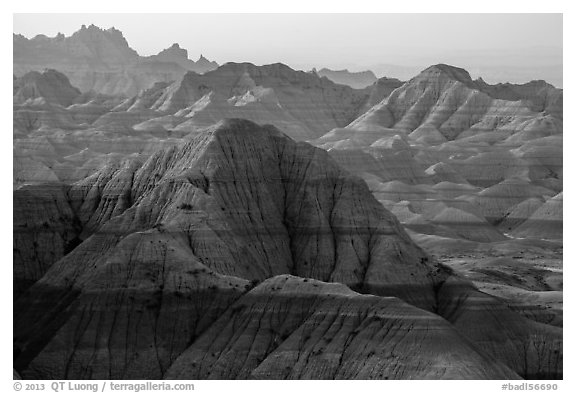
left=512, top=193, right=562, bottom=240
left=14, top=119, right=562, bottom=379
left=13, top=69, right=81, bottom=107
left=166, top=275, right=520, bottom=380
left=15, top=119, right=438, bottom=379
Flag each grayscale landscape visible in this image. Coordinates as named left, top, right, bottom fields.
left=13, top=14, right=562, bottom=380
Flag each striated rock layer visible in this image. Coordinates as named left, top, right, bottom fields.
left=310, top=63, right=562, bottom=249
left=348, top=64, right=562, bottom=141
left=126, top=62, right=369, bottom=140
left=166, top=275, right=519, bottom=380
left=14, top=119, right=562, bottom=380
left=13, top=184, right=81, bottom=298
left=13, top=63, right=372, bottom=189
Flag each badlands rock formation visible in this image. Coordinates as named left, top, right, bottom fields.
left=512, top=192, right=563, bottom=240
left=14, top=62, right=367, bottom=187
left=147, top=44, right=218, bottom=74
left=310, top=63, right=562, bottom=244
left=308, top=65, right=562, bottom=354
left=14, top=25, right=218, bottom=96
left=13, top=61, right=369, bottom=151
left=317, top=68, right=378, bottom=89
left=13, top=40, right=563, bottom=381
left=13, top=69, right=81, bottom=106
left=166, top=275, right=519, bottom=380
left=13, top=183, right=81, bottom=298
left=359, top=77, right=405, bottom=114
left=14, top=119, right=561, bottom=380
left=126, top=62, right=369, bottom=140
left=13, top=63, right=371, bottom=187
left=348, top=64, right=561, bottom=141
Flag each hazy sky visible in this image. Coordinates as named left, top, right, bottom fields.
left=13, top=14, right=562, bottom=64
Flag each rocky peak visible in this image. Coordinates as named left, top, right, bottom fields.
left=66, top=24, right=139, bottom=62
left=12, top=33, right=29, bottom=48
left=349, top=62, right=547, bottom=136
left=14, top=25, right=219, bottom=94
left=155, top=42, right=189, bottom=61
left=127, top=62, right=367, bottom=139
left=191, top=54, right=218, bottom=73
left=59, top=117, right=435, bottom=305
left=417, top=63, right=475, bottom=85
left=14, top=69, right=81, bottom=107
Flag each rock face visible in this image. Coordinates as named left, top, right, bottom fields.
left=194, top=55, right=219, bottom=74
left=13, top=63, right=370, bottom=189
left=13, top=71, right=132, bottom=187
left=145, top=45, right=218, bottom=74
left=309, top=63, right=562, bottom=249
left=13, top=69, right=81, bottom=106
left=147, top=43, right=194, bottom=69
left=348, top=64, right=561, bottom=142
left=437, top=277, right=562, bottom=379
left=14, top=119, right=562, bottom=380
left=512, top=192, right=562, bottom=240
left=13, top=184, right=81, bottom=298
left=360, top=77, right=404, bottom=113
left=11, top=31, right=564, bottom=380
left=14, top=25, right=218, bottom=96
left=166, top=275, right=519, bottom=380
left=14, top=25, right=138, bottom=67
left=476, top=79, right=563, bottom=120
left=317, top=68, right=378, bottom=89
left=120, top=62, right=369, bottom=140
left=461, top=177, right=556, bottom=224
